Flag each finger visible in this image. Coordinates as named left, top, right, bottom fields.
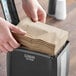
left=10, top=25, right=26, bottom=35
left=0, top=48, right=2, bottom=53
left=8, top=37, right=20, bottom=49
left=22, top=3, right=31, bottom=18
left=0, top=50, right=2, bottom=53
left=3, top=42, right=13, bottom=52
left=30, top=8, right=38, bottom=22
left=38, top=8, right=46, bottom=23
left=0, top=45, right=7, bottom=53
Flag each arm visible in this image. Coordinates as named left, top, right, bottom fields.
left=22, top=0, right=46, bottom=23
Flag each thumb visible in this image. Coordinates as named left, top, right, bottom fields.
left=31, top=9, right=38, bottom=22
left=10, top=25, right=26, bottom=35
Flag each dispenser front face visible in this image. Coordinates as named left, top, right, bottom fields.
left=7, top=42, right=69, bottom=76
left=7, top=48, right=55, bottom=76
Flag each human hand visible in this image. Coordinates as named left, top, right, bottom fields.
left=0, top=17, right=26, bottom=53
left=22, top=0, right=46, bottom=23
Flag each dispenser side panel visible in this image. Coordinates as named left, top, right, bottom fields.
left=7, top=49, right=53, bottom=76
left=57, top=43, right=69, bottom=76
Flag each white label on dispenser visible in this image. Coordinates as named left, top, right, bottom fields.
left=24, top=54, right=35, bottom=61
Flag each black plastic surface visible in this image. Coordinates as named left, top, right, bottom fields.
left=7, top=49, right=57, bottom=76
left=48, top=0, right=56, bottom=15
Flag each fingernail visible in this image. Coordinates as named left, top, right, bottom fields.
left=32, top=18, right=38, bottom=22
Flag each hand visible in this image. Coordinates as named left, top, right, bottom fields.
left=22, top=0, right=46, bottom=23
left=0, top=17, right=26, bottom=53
